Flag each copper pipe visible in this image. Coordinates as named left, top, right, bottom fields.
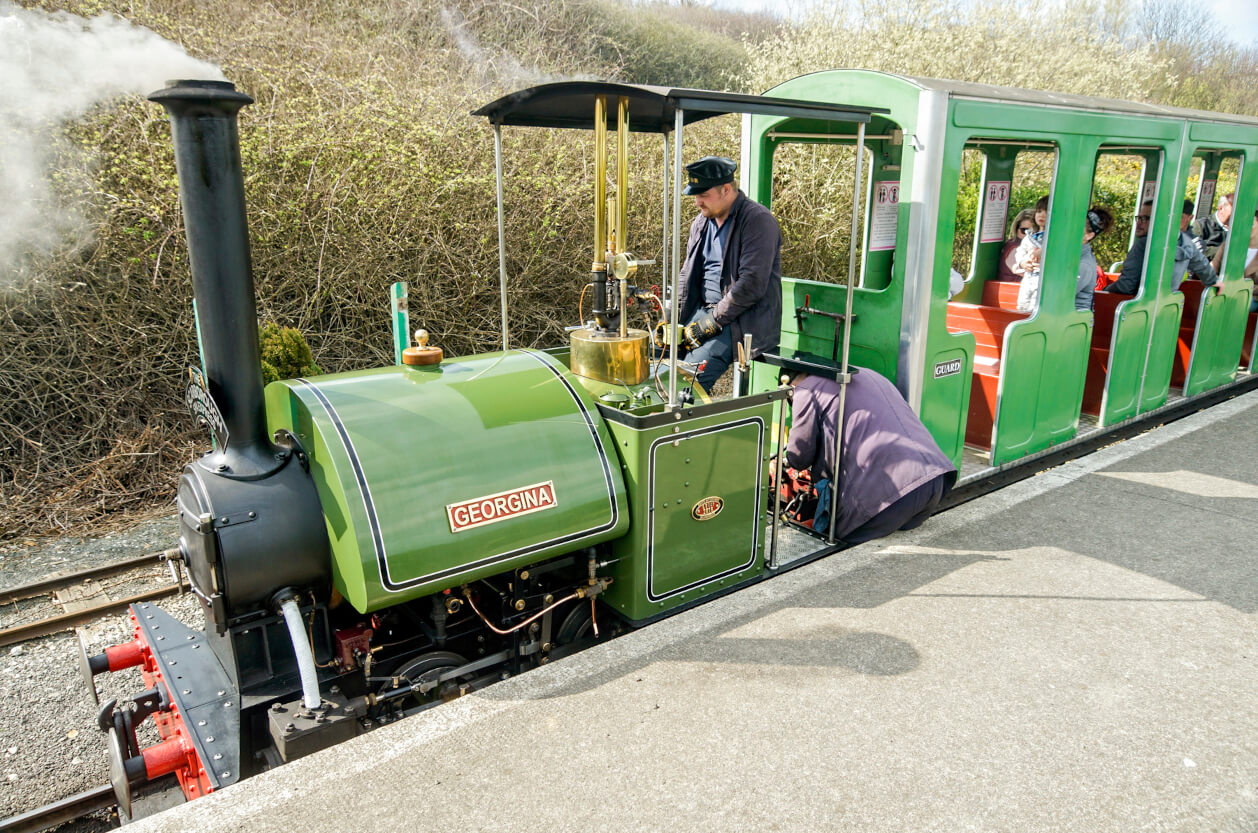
left=616, top=96, right=629, bottom=257
left=617, top=97, right=630, bottom=338
left=463, top=588, right=579, bottom=636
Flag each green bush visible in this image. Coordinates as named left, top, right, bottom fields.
left=259, top=324, right=322, bottom=384
left=0, top=0, right=752, bottom=537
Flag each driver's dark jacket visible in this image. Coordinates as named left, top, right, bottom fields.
left=676, top=191, right=782, bottom=358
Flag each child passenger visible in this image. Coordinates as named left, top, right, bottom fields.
left=1014, top=206, right=1113, bottom=313
left=1013, top=227, right=1046, bottom=310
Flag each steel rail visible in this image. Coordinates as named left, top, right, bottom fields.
left=0, top=784, right=116, bottom=833
left=0, top=549, right=176, bottom=605
left=0, top=583, right=185, bottom=648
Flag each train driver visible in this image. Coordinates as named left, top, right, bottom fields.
left=782, top=367, right=957, bottom=544
left=675, top=156, right=783, bottom=392
left=1107, top=199, right=1218, bottom=295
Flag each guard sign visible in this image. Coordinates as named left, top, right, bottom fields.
left=934, top=358, right=963, bottom=379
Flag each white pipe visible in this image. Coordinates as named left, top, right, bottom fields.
left=279, top=595, right=321, bottom=710
left=828, top=120, right=865, bottom=544
left=662, top=131, right=669, bottom=303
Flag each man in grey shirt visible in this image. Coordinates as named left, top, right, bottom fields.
left=675, top=156, right=782, bottom=392
left=1107, top=199, right=1219, bottom=295
left=1191, top=191, right=1233, bottom=261
left=783, top=367, right=956, bottom=544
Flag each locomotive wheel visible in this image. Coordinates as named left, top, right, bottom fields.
left=555, top=600, right=615, bottom=647
left=394, top=651, right=471, bottom=702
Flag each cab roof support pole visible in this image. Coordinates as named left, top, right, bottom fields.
left=661, top=131, right=670, bottom=302
left=494, top=123, right=509, bottom=351
left=828, top=120, right=865, bottom=543
left=668, top=107, right=684, bottom=408
left=617, top=97, right=630, bottom=339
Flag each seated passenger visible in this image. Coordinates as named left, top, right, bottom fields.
left=1076, top=207, right=1114, bottom=312
left=782, top=367, right=956, bottom=544
left=1182, top=199, right=1218, bottom=283
left=1032, top=194, right=1049, bottom=232
left=1231, top=210, right=1258, bottom=313
left=1192, top=191, right=1233, bottom=261
left=1106, top=199, right=1218, bottom=295
left=1107, top=201, right=1153, bottom=295
left=998, top=208, right=1037, bottom=281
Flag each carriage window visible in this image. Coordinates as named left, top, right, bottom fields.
left=1090, top=149, right=1161, bottom=289
left=948, top=142, right=1057, bottom=301
left=951, top=148, right=986, bottom=276
left=771, top=140, right=873, bottom=284
left=1190, top=152, right=1245, bottom=278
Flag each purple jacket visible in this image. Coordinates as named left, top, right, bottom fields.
left=784, top=369, right=956, bottom=540
left=676, top=191, right=782, bottom=358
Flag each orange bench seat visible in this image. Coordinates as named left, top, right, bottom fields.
left=946, top=301, right=1030, bottom=449
left=1081, top=291, right=1131, bottom=415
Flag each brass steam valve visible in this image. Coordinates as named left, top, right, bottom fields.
left=403, top=328, right=443, bottom=366
left=611, top=252, right=656, bottom=282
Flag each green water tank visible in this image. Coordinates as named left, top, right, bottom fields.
left=265, top=349, right=628, bottom=613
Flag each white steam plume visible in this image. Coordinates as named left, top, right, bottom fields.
left=439, top=7, right=595, bottom=87
left=0, top=1, right=225, bottom=282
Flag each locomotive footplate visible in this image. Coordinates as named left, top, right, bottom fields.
left=125, top=603, right=240, bottom=801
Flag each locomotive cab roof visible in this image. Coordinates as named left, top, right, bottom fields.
left=472, top=80, right=887, bottom=130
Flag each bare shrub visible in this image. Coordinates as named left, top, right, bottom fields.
left=1, top=0, right=745, bottom=539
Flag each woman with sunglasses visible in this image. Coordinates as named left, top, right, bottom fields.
left=998, top=208, right=1037, bottom=281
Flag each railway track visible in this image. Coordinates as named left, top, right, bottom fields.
left=0, top=786, right=116, bottom=833
left=0, top=548, right=184, bottom=649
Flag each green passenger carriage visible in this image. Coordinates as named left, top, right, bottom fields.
left=746, top=70, right=1258, bottom=468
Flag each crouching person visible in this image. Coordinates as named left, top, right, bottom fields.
left=784, top=368, right=957, bottom=544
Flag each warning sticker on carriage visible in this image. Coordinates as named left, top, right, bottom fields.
left=933, top=358, right=963, bottom=379
left=447, top=481, right=557, bottom=532
left=979, top=180, right=1011, bottom=244
left=868, top=182, right=900, bottom=251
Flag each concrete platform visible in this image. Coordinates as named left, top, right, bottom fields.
left=131, top=390, right=1258, bottom=833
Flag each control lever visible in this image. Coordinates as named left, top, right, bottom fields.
left=731, top=333, right=753, bottom=397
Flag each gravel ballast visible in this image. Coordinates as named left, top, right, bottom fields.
left=0, top=514, right=194, bottom=829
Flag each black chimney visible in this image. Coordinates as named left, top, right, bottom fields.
left=150, top=80, right=278, bottom=478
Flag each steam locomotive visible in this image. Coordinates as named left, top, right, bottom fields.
left=82, top=71, right=1258, bottom=819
